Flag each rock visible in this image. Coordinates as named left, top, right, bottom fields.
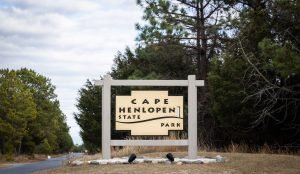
left=193, top=160, right=204, bottom=164
left=216, top=155, right=225, bottom=163
left=165, top=161, right=172, bottom=164
left=72, top=160, right=84, bottom=166
left=134, top=158, right=144, bottom=164
left=144, top=159, right=152, bottom=163
left=176, top=159, right=204, bottom=164
left=89, top=160, right=100, bottom=165
left=201, top=158, right=217, bottom=164
left=149, top=158, right=168, bottom=164
left=176, top=161, right=183, bottom=165
left=152, top=160, right=158, bottom=164
left=98, top=161, right=108, bottom=165
left=108, top=158, right=127, bottom=164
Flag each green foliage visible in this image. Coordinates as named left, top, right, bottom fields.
left=0, top=69, right=37, bottom=155
left=16, top=68, right=73, bottom=154
left=56, top=124, right=74, bottom=153
left=209, top=56, right=252, bottom=126
left=210, top=0, right=300, bottom=146
left=72, top=144, right=85, bottom=153
left=111, top=43, right=193, bottom=80
left=35, top=139, right=52, bottom=154
left=0, top=68, right=73, bottom=156
left=4, top=140, right=15, bottom=161
left=259, top=38, right=300, bottom=78
left=209, top=55, right=258, bottom=144
left=74, top=80, right=101, bottom=154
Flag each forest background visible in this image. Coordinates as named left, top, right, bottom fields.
left=75, top=0, right=300, bottom=154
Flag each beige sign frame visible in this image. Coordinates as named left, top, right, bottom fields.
left=95, top=75, right=204, bottom=159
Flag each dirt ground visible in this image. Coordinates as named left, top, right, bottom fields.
left=35, top=152, right=300, bottom=174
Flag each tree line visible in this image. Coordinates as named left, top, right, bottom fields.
left=0, top=68, right=73, bottom=159
left=75, top=0, right=299, bottom=153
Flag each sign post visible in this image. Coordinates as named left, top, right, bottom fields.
left=95, top=75, right=204, bottom=159
left=101, top=75, right=112, bottom=159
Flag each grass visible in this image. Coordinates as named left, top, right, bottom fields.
left=111, top=132, right=187, bottom=157
left=34, top=151, right=300, bottom=174
left=113, top=133, right=299, bottom=155
left=2, top=132, right=299, bottom=173
left=34, top=133, right=299, bottom=173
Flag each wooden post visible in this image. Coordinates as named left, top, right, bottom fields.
left=188, top=75, right=197, bottom=159
left=102, top=75, right=111, bottom=159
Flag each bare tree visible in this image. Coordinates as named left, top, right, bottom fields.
left=239, top=39, right=300, bottom=132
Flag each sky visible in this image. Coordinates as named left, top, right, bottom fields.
left=0, top=0, right=143, bottom=145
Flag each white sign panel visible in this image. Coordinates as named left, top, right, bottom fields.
left=116, top=91, right=184, bottom=135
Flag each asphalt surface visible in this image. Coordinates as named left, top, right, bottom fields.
left=0, top=153, right=82, bottom=174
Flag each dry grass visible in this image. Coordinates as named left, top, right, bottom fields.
left=0, top=154, right=47, bottom=168
left=215, top=142, right=299, bottom=154
left=0, top=163, right=11, bottom=168
left=112, top=133, right=299, bottom=155
left=75, top=153, right=103, bottom=162
left=40, top=135, right=298, bottom=174
left=65, top=133, right=298, bottom=163
left=112, top=132, right=187, bottom=157
left=35, top=151, right=300, bottom=174
left=0, top=154, right=46, bottom=162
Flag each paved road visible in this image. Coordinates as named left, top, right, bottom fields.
left=0, top=153, right=82, bottom=174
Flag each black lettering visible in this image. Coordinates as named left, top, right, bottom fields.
left=134, top=107, right=140, bottom=113
left=142, top=107, right=147, bottom=113
left=164, top=99, right=168, bottom=104
left=148, top=107, right=155, bottom=113
left=169, top=107, right=175, bottom=113
left=156, top=108, right=161, bottom=113
left=119, top=107, right=126, bottom=113
left=177, top=123, right=180, bottom=127
left=131, top=99, right=137, bottom=104
left=161, top=123, right=165, bottom=127
left=163, top=107, right=166, bottom=113
left=142, top=99, right=149, bottom=104
left=155, top=99, right=160, bottom=104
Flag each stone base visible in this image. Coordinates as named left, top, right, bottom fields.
left=72, top=155, right=226, bottom=166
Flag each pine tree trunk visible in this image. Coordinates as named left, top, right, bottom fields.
left=196, top=0, right=215, bottom=147
left=18, top=137, right=23, bottom=155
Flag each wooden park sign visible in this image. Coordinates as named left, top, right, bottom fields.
left=95, top=75, right=204, bottom=159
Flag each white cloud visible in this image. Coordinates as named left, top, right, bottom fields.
left=0, top=0, right=143, bottom=144
left=1, top=0, right=100, bottom=13
left=0, top=8, right=75, bottom=37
